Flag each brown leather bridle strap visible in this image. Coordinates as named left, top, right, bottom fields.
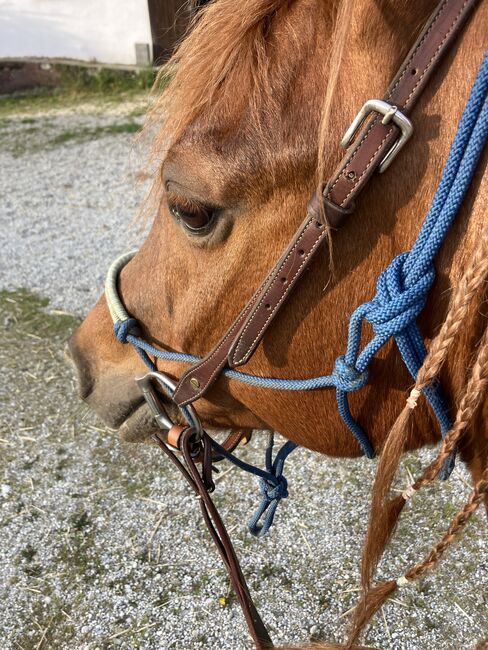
left=152, top=429, right=273, bottom=649
left=173, top=214, right=327, bottom=405
left=323, top=0, right=477, bottom=220
left=172, top=0, right=478, bottom=408
left=219, top=428, right=252, bottom=454
left=177, top=428, right=251, bottom=463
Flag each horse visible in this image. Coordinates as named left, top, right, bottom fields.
left=67, top=0, right=488, bottom=647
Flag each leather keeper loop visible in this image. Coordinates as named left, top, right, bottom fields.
left=306, top=191, right=326, bottom=224
left=167, top=425, right=186, bottom=450
left=323, top=196, right=355, bottom=229
left=307, top=190, right=355, bottom=229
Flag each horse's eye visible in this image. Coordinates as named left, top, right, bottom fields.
left=168, top=200, right=214, bottom=234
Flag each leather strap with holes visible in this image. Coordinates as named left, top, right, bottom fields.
left=323, top=0, right=478, bottom=219
left=172, top=0, right=478, bottom=407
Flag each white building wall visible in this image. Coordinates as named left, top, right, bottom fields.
left=0, top=0, right=153, bottom=65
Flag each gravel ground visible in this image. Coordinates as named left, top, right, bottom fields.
left=0, top=101, right=487, bottom=650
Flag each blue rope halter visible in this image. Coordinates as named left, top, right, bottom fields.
left=112, top=51, right=488, bottom=535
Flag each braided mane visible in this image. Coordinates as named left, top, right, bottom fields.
left=348, top=226, right=488, bottom=646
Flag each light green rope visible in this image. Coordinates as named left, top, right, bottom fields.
left=104, top=251, right=137, bottom=324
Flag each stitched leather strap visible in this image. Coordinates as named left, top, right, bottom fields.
left=173, top=0, right=478, bottom=407
left=324, top=0, right=477, bottom=217
left=168, top=425, right=251, bottom=462
left=173, top=212, right=328, bottom=404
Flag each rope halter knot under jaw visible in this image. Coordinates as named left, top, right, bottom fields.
left=114, top=317, right=141, bottom=344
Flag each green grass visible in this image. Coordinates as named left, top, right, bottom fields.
left=0, top=118, right=142, bottom=156
left=49, top=121, right=141, bottom=147
left=0, top=63, right=171, bottom=119
left=0, top=288, right=78, bottom=338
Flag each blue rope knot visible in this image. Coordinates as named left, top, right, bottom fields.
left=333, top=355, right=369, bottom=392
left=114, top=318, right=140, bottom=344
left=366, top=253, right=435, bottom=339
left=248, top=474, right=290, bottom=538
left=259, top=475, right=289, bottom=502
left=244, top=434, right=297, bottom=538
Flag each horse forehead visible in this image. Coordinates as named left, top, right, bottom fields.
left=164, top=132, right=274, bottom=201
left=165, top=121, right=317, bottom=203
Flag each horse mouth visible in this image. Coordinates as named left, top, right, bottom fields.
left=117, top=394, right=182, bottom=443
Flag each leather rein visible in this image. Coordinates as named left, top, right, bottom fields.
left=105, top=1, right=479, bottom=647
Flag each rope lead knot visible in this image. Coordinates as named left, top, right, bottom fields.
left=260, top=475, right=289, bottom=502
left=367, top=253, right=434, bottom=339
left=248, top=475, right=290, bottom=538
left=333, top=355, right=369, bottom=392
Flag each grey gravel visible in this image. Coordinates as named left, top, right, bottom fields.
left=1, top=103, right=487, bottom=650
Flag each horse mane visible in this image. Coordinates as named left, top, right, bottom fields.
left=143, top=0, right=430, bottom=212
left=144, top=0, right=354, bottom=201
left=151, top=0, right=295, bottom=142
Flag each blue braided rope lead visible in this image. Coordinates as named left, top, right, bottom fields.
left=211, top=433, right=298, bottom=537
left=110, top=51, right=487, bottom=534
left=338, top=50, right=488, bottom=476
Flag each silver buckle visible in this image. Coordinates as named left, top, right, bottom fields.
left=341, top=99, right=413, bottom=173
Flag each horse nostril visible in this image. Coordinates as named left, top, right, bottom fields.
left=67, top=335, right=95, bottom=400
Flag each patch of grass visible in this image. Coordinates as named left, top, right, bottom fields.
left=15, top=544, right=43, bottom=578
left=56, top=511, right=105, bottom=584
left=49, top=121, right=141, bottom=147
left=56, top=64, right=157, bottom=94
left=13, top=593, right=76, bottom=649
left=70, top=510, right=91, bottom=531
left=0, top=64, right=169, bottom=119
left=24, top=563, right=43, bottom=578
left=122, top=478, right=152, bottom=499
left=19, top=544, right=37, bottom=563
left=129, top=105, right=148, bottom=118
left=443, top=501, right=458, bottom=519
left=0, top=117, right=142, bottom=156
left=0, top=288, right=79, bottom=340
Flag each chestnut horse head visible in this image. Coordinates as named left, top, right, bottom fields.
left=69, top=1, right=487, bottom=643
left=70, top=0, right=485, bottom=453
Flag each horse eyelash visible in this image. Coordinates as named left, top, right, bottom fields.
left=165, top=191, right=206, bottom=215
